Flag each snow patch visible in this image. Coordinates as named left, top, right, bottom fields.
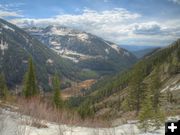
left=48, top=26, right=89, bottom=41
left=51, top=48, right=79, bottom=63
left=105, top=48, right=109, bottom=54
left=161, top=83, right=180, bottom=92
left=64, top=49, right=86, bottom=57
left=161, top=86, right=169, bottom=93
left=61, top=55, right=79, bottom=63
left=170, top=84, right=180, bottom=91
left=104, top=41, right=120, bottom=53
left=51, top=48, right=101, bottom=63
left=54, top=46, right=61, bottom=50
left=0, top=39, right=8, bottom=55
left=50, top=41, right=61, bottom=46
left=49, top=26, right=71, bottom=36
left=46, top=59, right=54, bottom=64
left=2, top=24, right=15, bottom=32
left=77, top=33, right=89, bottom=42
left=0, top=108, right=174, bottom=135
left=111, top=44, right=120, bottom=52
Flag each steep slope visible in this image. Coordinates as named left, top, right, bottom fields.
left=0, top=19, right=83, bottom=90
left=25, top=26, right=137, bottom=76
left=75, top=39, right=180, bottom=118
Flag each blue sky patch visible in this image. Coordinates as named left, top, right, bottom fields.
left=0, top=0, right=180, bottom=46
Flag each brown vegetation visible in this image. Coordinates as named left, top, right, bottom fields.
left=15, top=96, right=109, bottom=128
left=62, top=79, right=96, bottom=100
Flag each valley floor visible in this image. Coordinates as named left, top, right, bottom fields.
left=1, top=108, right=176, bottom=135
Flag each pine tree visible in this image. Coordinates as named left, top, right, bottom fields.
left=78, top=100, right=94, bottom=120
left=138, top=67, right=165, bottom=132
left=166, top=90, right=173, bottom=104
left=153, top=108, right=165, bottom=130
left=121, top=98, right=130, bottom=112
left=138, top=89, right=154, bottom=132
left=52, top=74, right=63, bottom=108
left=129, top=64, right=145, bottom=114
left=150, top=68, right=161, bottom=112
left=0, top=73, right=8, bottom=100
left=150, top=68, right=165, bottom=129
left=23, top=57, right=38, bottom=98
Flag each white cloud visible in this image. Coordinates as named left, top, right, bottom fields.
left=0, top=3, right=24, bottom=17
left=0, top=3, right=25, bottom=9
left=0, top=10, right=23, bottom=17
left=11, top=8, right=140, bottom=26
left=133, top=22, right=162, bottom=35
left=7, top=8, right=180, bottom=46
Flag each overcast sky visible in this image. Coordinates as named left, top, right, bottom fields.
left=0, top=0, right=180, bottom=46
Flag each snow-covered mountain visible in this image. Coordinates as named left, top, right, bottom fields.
left=0, top=18, right=137, bottom=90
left=0, top=19, right=84, bottom=90
left=25, top=26, right=137, bottom=75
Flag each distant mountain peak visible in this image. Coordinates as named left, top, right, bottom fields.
left=25, top=25, right=135, bottom=64
left=0, top=18, right=83, bottom=90
left=0, top=19, right=138, bottom=91
left=25, top=25, right=137, bottom=78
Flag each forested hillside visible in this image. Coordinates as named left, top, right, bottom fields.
left=75, top=39, right=180, bottom=119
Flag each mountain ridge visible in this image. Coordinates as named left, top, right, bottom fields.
left=24, top=25, right=137, bottom=76
left=0, top=18, right=84, bottom=90
left=0, top=18, right=137, bottom=91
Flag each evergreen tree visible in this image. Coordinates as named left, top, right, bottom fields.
left=149, top=68, right=165, bottom=129
left=23, top=57, right=38, bottom=98
left=121, top=98, right=130, bottom=112
left=0, top=73, right=8, bottom=100
left=153, top=108, right=165, bottom=130
left=139, top=67, right=165, bottom=132
left=138, top=89, right=154, bottom=132
left=52, top=74, right=63, bottom=108
left=166, top=90, right=173, bottom=104
left=78, top=100, right=94, bottom=120
left=129, top=64, right=145, bottom=114
left=150, top=68, right=161, bottom=112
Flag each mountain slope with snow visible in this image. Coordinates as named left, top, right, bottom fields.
left=0, top=19, right=85, bottom=90
left=0, top=107, right=171, bottom=135
left=25, top=26, right=137, bottom=75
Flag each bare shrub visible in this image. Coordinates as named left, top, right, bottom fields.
left=16, top=96, right=109, bottom=129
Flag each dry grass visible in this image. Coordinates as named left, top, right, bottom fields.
left=1, top=96, right=140, bottom=135
left=61, top=79, right=96, bottom=100
left=15, top=96, right=109, bottom=129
